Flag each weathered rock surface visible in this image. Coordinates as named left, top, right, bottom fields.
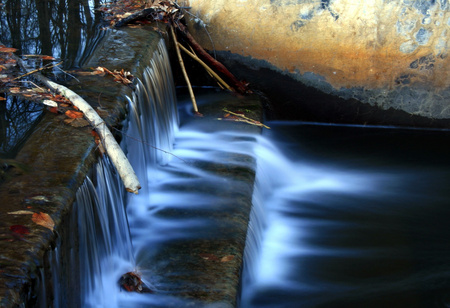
left=181, top=0, right=450, bottom=122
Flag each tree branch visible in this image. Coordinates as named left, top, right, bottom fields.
left=12, top=52, right=141, bottom=194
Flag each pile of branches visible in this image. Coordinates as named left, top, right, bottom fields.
left=110, top=0, right=250, bottom=114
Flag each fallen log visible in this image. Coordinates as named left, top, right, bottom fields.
left=9, top=49, right=141, bottom=194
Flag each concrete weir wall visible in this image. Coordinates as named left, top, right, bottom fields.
left=0, top=28, right=159, bottom=307
left=181, top=0, right=450, bottom=122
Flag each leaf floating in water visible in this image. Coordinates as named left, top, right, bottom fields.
left=9, top=225, right=30, bottom=235
left=0, top=47, right=18, bottom=53
left=32, top=212, right=55, bottom=231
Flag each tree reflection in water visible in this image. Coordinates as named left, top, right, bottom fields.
left=0, top=0, right=106, bottom=157
left=1, top=0, right=105, bottom=68
left=0, top=97, right=43, bottom=158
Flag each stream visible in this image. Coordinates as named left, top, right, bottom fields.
left=3, top=1, right=450, bottom=307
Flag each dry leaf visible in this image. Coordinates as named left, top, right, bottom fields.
left=0, top=47, right=18, bottom=53
left=10, top=225, right=30, bottom=235
left=8, top=210, right=34, bottom=215
left=96, top=108, right=109, bottom=118
left=221, top=255, right=235, bottom=262
left=9, top=87, right=21, bottom=93
left=65, top=110, right=84, bottom=119
left=68, top=118, right=89, bottom=127
left=32, top=212, right=54, bottom=231
left=48, top=107, right=59, bottom=114
left=42, top=99, right=58, bottom=107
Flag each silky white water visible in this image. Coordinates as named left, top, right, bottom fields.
left=70, top=38, right=450, bottom=308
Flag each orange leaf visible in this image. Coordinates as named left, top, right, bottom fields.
left=32, top=212, right=54, bottom=231
left=65, top=110, right=84, bottom=119
left=41, top=55, right=55, bottom=60
left=91, top=130, right=99, bottom=138
left=0, top=47, right=17, bottom=53
left=48, top=107, right=59, bottom=114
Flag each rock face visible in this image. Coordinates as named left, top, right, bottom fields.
left=181, top=0, right=450, bottom=121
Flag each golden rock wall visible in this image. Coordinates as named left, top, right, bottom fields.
left=181, top=0, right=450, bottom=119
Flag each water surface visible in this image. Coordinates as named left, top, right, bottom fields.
left=241, top=122, right=450, bottom=308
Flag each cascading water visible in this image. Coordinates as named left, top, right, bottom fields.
left=240, top=122, right=450, bottom=308
left=70, top=38, right=256, bottom=307
left=52, top=26, right=450, bottom=308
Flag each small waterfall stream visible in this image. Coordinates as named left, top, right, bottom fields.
left=240, top=122, right=450, bottom=308
left=63, top=36, right=450, bottom=308
left=70, top=38, right=256, bottom=307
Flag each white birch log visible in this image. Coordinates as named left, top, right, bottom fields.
left=45, top=80, right=141, bottom=194
left=3, top=43, right=141, bottom=194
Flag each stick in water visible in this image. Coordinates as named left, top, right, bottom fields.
left=170, top=26, right=199, bottom=114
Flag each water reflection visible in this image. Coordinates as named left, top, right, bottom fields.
left=0, top=0, right=106, bottom=156
left=0, top=96, right=43, bottom=157
left=0, top=0, right=106, bottom=69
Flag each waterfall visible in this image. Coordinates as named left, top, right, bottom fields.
left=44, top=38, right=179, bottom=307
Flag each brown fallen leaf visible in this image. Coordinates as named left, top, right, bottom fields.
left=32, top=212, right=54, bottom=231
left=65, top=110, right=84, bottom=119
left=221, top=255, right=235, bottom=262
left=10, top=225, right=30, bottom=235
left=48, top=107, right=59, bottom=114
left=64, top=117, right=89, bottom=127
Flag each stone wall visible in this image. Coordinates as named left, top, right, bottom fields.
left=181, top=0, right=450, bottom=121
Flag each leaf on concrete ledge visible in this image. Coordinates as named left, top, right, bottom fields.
left=32, top=212, right=55, bottom=231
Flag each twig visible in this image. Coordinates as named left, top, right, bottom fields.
left=222, top=108, right=270, bottom=129
left=176, top=22, right=249, bottom=94
left=54, top=65, right=80, bottom=83
left=110, top=126, right=187, bottom=163
left=170, top=25, right=199, bottom=114
left=8, top=47, right=142, bottom=194
left=177, top=42, right=232, bottom=91
left=12, top=61, right=63, bottom=81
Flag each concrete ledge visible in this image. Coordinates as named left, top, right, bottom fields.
left=0, top=27, right=166, bottom=307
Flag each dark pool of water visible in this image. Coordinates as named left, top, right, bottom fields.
left=0, top=0, right=106, bottom=157
left=241, top=122, right=450, bottom=308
